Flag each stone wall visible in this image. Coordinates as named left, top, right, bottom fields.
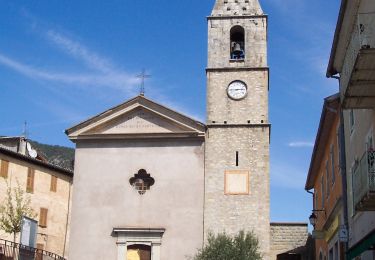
left=270, top=223, right=309, bottom=260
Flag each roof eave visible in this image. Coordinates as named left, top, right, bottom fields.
left=0, top=146, right=73, bottom=177
left=326, top=0, right=348, bottom=77
left=305, top=94, right=340, bottom=190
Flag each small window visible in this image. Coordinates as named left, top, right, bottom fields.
left=129, top=169, right=155, bottom=195
left=230, top=26, right=245, bottom=60
left=39, top=208, right=48, bottom=228
left=27, top=168, right=35, bottom=193
left=0, top=159, right=9, bottom=178
left=50, top=176, right=57, bottom=192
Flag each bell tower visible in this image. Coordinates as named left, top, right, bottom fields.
left=204, top=0, right=270, bottom=258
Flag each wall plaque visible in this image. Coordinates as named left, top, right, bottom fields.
left=224, top=170, right=249, bottom=195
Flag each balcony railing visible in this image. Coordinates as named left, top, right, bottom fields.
left=353, top=150, right=375, bottom=211
left=0, top=239, right=65, bottom=260
left=340, top=12, right=375, bottom=108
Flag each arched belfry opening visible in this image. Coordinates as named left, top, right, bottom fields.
left=230, top=25, right=245, bottom=60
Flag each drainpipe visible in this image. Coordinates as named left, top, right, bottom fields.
left=329, top=74, right=350, bottom=258
left=62, top=180, right=72, bottom=258
left=339, top=105, right=349, bottom=257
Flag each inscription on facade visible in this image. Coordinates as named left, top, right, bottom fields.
left=102, top=110, right=180, bottom=134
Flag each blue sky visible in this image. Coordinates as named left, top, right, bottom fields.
left=0, top=0, right=340, bottom=224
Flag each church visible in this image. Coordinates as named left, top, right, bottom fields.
left=65, top=0, right=272, bottom=259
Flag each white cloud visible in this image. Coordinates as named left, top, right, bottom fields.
left=288, top=141, right=314, bottom=148
left=0, top=52, right=138, bottom=92
left=46, top=30, right=114, bottom=74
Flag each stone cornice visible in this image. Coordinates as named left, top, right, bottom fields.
left=207, top=14, right=268, bottom=20
left=206, top=67, right=269, bottom=72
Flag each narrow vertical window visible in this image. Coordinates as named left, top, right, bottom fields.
left=331, top=145, right=335, bottom=185
left=39, top=208, right=48, bottom=228
left=236, top=151, right=239, bottom=167
left=50, top=175, right=57, bottom=192
left=27, top=168, right=35, bottom=193
left=0, top=159, right=9, bottom=178
left=230, top=26, right=245, bottom=60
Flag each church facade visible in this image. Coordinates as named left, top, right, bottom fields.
left=66, top=0, right=271, bottom=259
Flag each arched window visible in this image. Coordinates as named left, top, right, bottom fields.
left=230, top=26, right=245, bottom=60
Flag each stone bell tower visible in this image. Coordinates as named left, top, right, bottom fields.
left=204, top=0, right=270, bottom=258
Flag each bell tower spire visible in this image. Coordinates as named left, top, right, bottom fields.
left=204, top=0, right=270, bottom=259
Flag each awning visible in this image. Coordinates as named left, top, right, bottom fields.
left=347, top=231, right=375, bottom=259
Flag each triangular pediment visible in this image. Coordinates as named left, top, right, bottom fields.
left=86, top=107, right=193, bottom=135
left=66, top=95, right=205, bottom=140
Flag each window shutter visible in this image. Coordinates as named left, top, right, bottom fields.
left=39, top=208, right=48, bottom=227
left=50, top=176, right=57, bottom=192
left=36, top=243, right=44, bottom=260
left=0, top=160, right=9, bottom=178
left=27, top=168, right=35, bottom=193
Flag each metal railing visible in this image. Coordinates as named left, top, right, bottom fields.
left=0, top=239, right=65, bottom=260
left=340, top=12, right=375, bottom=95
left=353, top=150, right=375, bottom=208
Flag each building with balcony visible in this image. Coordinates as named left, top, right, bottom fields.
left=0, top=136, right=73, bottom=258
left=305, top=94, right=346, bottom=260
left=327, top=0, right=375, bottom=259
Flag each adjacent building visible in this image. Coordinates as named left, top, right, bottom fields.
left=0, top=136, right=73, bottom=257
left=326, top=0, right=375, bottom=259
left=305, top=95, right=346, bottom=260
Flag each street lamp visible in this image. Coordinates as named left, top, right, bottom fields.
left=308, top=210, right=326, bottom=229
left=309, top=212, right=317, bottom=228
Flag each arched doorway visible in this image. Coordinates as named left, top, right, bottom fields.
left=127, top=245, right=151, bottom=260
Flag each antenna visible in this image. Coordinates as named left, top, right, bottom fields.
left=136, top=69, right=151, bottom=96
left=22, top=121, right=29, bottom=139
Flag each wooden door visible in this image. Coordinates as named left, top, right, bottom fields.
left=127, top=245, right=151, bottom=260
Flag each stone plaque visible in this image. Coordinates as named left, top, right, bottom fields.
left=224, top=170, right=249, bottom=195
left=98, top=109, right=183, bottom=134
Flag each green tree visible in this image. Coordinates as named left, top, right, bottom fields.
left=193, top=231, right=262, bottom=260
left=0, top=180, right=37, bottom=242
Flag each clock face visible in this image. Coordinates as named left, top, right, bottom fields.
left=227, top=81, right=247, bottom=100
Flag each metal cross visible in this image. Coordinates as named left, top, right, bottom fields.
left=137, top=69, right=151, bottom=96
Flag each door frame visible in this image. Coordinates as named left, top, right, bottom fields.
left=113, top=228, right=165, bottom=260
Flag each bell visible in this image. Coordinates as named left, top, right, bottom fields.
left=233, top=43, right=242, bottom=52
left=232, top=42, right=244, bottom=59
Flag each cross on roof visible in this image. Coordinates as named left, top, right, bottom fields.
left=137, top=69, right=151, bottom=96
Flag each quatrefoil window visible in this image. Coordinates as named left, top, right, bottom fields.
left=129, top=169, right=155, bottom=195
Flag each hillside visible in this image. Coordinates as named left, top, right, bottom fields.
left=30, top=140, right=75, bottom=171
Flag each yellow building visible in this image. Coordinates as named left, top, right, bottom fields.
left=0, top=137, right=73, bottom=257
